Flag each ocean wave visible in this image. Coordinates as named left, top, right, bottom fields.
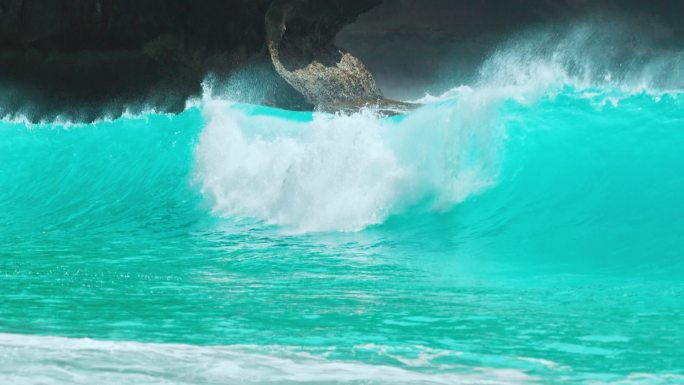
left=3, top=19, right=684, bottom=236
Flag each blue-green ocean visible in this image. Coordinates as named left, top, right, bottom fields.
left=1, top=56, right=684, bottom=383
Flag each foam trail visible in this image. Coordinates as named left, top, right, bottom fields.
left=0, top=333, right=532, bottom=385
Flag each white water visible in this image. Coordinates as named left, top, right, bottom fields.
left=0, top=333, right=531, bottom=385
left=194, top=99, right=501, bottom=233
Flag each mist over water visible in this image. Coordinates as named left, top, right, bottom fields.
left=1, top=20, right=684, bottom=384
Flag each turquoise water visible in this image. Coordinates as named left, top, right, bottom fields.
left=1, top=86, right=683, bottom=384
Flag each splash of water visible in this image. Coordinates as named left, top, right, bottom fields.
left=194, top=97, right=502, bottom=233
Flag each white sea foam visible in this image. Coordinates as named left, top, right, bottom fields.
left=0, top=333, right=533, bottom=385
left=587, top=373, right=684, bottom=385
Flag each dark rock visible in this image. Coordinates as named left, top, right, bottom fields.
left=0, top=0, right=388, bottom=121
left=0, top=0, right=308, bottom=121
left=2, top=0, right=684, bottom=121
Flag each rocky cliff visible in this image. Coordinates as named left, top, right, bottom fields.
left=0, top=0, right=384, bottom=121
left=1, top=0, right=684, bottom=121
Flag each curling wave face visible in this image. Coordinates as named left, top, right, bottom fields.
left=1, top=20, right=684, bottom=384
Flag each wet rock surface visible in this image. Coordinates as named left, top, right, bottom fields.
left=265, top=0, right=381, bottom=107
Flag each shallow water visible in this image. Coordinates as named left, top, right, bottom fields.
left=1, top=84, right=682, bottom=384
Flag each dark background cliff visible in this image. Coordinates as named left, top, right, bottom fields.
left=0, top=0, right=293, bottom=121
left=1, top=0, right=683, bottom=121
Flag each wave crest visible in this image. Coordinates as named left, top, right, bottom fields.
left=194, top=98, right=501, bottom=233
